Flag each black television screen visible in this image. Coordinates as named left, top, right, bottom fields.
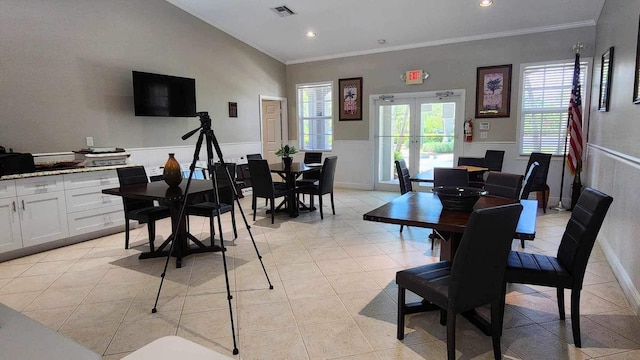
left=132, top=71, right=196, bottom=117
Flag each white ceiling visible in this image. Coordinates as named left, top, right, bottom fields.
left=166, top=0, right=605, bottom=65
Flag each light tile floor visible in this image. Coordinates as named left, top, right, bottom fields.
left=1, top=189, right=639, bottom=359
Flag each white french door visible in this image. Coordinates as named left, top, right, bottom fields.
left=374, top=91, right=464, bottom=191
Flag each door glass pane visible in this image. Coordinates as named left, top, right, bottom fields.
left=417, top=102, right=455, bottom=175
left=378, top=104, right=410, bottom=183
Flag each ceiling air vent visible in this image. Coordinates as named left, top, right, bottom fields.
left=271, top=5, right=296, bottom=17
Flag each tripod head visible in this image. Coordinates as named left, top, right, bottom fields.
left=182, top=111, right=211, bottom=140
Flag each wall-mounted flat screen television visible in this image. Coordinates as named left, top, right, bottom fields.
left=132, top=71, right=196, bottom=117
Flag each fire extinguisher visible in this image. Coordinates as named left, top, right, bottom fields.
left=464, top=118, right=473, bottom=142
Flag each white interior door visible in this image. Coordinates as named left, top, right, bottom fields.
left=261, top=99, right=282, bottom=165
left=374, top=91, right=464, bottom=191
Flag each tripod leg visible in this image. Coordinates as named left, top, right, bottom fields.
left=213, top=177, right=239, bottom=354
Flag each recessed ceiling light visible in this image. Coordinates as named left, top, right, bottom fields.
left=306, top=31, right=316, bottom=38
left=480, top=0, right=493, bottom=6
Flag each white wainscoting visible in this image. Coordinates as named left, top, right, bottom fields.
left=585, top=144, right=640, bottom=315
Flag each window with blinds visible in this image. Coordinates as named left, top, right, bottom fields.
left=519, top=60, right=588, bottom=155
left=297, top=82, right=333, bottom=151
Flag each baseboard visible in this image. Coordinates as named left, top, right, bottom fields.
left=599, top=238, right=640, bottom=315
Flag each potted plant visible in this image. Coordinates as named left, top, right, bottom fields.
left=276, top=144, right=297, bottom=168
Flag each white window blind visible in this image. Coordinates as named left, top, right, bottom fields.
left=297, top=82, right=333, bottom=151
left=519, top=60, right=588, bottom=155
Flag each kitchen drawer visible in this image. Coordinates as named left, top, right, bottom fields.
left=16, top=175, right=64, bottom=196
left=67, top=204, right=125, bottom=237
left=65, top=186, right=122, bottom=213
left=63, top=170, right=119, bottom=190
left=0, top=180, right=16, bottom=199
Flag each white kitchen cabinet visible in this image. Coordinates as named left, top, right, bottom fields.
left=64, top=170, right=124, bottom=237
left=0, top=196, right=22, bottom=253
left=14, top=176, right=68, bottom=247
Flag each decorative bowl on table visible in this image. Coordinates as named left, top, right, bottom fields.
left=431, top=186, right=487, bottom=212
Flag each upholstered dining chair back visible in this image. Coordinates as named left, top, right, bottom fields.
left=520, top=161, right=539, bottom=199
left=525, top=152, right=552, bottom=212
left=433, top=168, right=469, bottom=187
left=302, top=152, right=322, bottom=182
left=246, top=153, right=262, bottom=160
left=457, top=156, right=484, bottom=167
left=394, top=159, right=413, bottom=194
left=484, top=172, right=523, bottom=199
left=303, top=152, right=322, bottom=164
left=483, top=150, right=505, bottom=172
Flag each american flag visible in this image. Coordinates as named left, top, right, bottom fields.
left=567, top=53, right=583, bottom=175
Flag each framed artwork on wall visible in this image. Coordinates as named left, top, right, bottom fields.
left=475, top=64, right=512, bottom=118
left=338, top=77, right=362, bottom=121
left=228, top=102, right=238, bottom=117
left=598, top=47, right=614, bottom=111
left=634, top=15, right=640, bottom=104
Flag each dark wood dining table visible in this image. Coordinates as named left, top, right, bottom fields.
left=269, top=162, right=318, bottom=217
left=363, top=192, right=537, bottom=335
left=363, top=192, right=537, bottom=261
left=409, top=165, right=489, bottom=183
left=103, top=180, right=219, bottom=268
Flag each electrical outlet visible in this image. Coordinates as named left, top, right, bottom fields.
left=86, top=137, right=94, bottom=147
left=480, top=132, right=488, bottom=139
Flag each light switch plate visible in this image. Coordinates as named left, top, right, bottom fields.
left=480, top=132, right=488, bottom=139
left=86, top=137, right=94, bottom=146
left=479, top=122, right=490, bottom=130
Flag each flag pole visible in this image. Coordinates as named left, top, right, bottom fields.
left=551, top=41, right=583, bottom=211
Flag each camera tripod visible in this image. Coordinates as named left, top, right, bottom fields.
left=151, top=111, right=273, bottom=355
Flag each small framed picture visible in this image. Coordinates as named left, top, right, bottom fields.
left=339, top=77, right=363, bottom=121
left=228, top=102, right=237, bottom=118
left=475, top=64, right=512, bottom=118
left=598, top=47, right=614, bottom=111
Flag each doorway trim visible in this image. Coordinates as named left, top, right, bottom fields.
left=259, top=95, right=288, bottom=155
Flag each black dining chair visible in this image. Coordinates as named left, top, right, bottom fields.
left=248, top=159, right=290, bottom=224
left=483, top=171, right=523, bottom=199
left=483, top=150, right=505, bottom=172
left=429, top=167, right=470, bottom=249
left=457, top=156, right=485, bottom=167
left=186, top=163, right=238, bottom=241
left=526, top=152, right=552, bottom=213
left=297, top=152, right=323, bottom=197
left=458, top=156, right=486, bottom=187
left=503, top=187, right=613, bottom=348
left=433, top=168, right=469, bottom=187
left=116, top=166, right=171, bottom=251
left=296, top=156, right=337, bottom=219
left=397, top=203, right=523, bottom=360
left=520, top=161, right=540, bottom=200
left=394, top=159, right=413, bottom=233
left=516, top=162, right=540, bottom=248
left=246, top=153, right=262, bottom=160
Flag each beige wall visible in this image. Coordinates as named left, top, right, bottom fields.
left=286, top=27, right=595, bottom=142
left=587, top=0, right=640, bottom=314
left=0, top=0, right=286, bottom=153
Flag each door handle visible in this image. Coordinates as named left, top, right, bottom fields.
left=12, top=201, right=16, bottom=212
left=21, top=200, right=25, bottom=211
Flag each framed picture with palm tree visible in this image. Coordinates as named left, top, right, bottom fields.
left=475, top=64, right=512, bottom=118
left=339, top=77, right=362, bottom=121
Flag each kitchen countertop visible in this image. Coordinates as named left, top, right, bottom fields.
left=0, top=164, right=135, bottom=181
